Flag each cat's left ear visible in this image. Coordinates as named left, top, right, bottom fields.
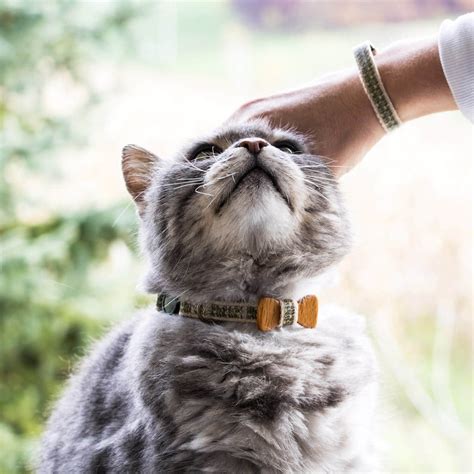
left=122, top=145, right=159, bottom=213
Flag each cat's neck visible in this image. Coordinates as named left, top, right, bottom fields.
left=144, top=271, right=336, bottom=305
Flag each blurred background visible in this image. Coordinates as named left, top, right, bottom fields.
left=0, top=1, right=472, bottom=472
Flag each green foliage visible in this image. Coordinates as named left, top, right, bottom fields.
left=0, top=206, right=137, bottom=471
left=0, top=1, right=141, bottom=472
left=0, top=0, right=138, bottom=224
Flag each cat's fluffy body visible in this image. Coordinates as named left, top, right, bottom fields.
left=40, top=306, right=377, bottom=473
left=40, top=120, right=378, bottom=473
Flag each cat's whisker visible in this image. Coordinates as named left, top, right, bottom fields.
left=195, top=184, right=214, bottom=197
left=183, top=159, right=207, bottom=173
left=175, top=183, right=204, bottom=191
left=172, top=178, right=204, bottom=184
left=174, top=175, right=204, bottom=181
left=163, top=290, right=189, bottom=308
left=293, top=165, right=334, bottom=176
left=166, top=178, right=203, bottom=184
left=277, top=167, right=335, bottom=188
left=297, top=172, right=336, bottom=184
left=160, top=183, right=199, bottom=191
left=302, top=177, right=334, bottom=187
left=203, top=192, right=221, bottom=210
left=298, top=170, right=336, bottom=183
left=215, top=172, right=237, bottom=182
left=171, top=253, right=185, bottom=272
left=301, top=176, right=326, bottom=186
left=112, top=190, right=146, bottom=227
left=160, top=177, right=205, bottom=190
left=318, top=161, right=352, bottom=170
left=298, top=164, right=327, bottom=169
left=306, top=176, right=336, bottom=183
left=304, top=185, right=333, bottom=205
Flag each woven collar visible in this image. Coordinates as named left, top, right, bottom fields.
left=156, top=293, right=318, bottom=332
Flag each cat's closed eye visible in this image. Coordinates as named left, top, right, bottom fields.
left=273, top=140, right=301, bottom=154
left=190, top=143, right=223, bottom=161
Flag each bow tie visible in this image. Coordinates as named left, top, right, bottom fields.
left=156, top=294, right=318, bottom=332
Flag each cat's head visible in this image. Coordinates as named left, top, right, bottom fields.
left=122, top=120, right=350, bottom=302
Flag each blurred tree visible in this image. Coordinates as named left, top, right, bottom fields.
left=0, top=2, right=140, bottom=471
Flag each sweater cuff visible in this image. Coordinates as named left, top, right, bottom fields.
left=438, top=13, right=474, bottom=123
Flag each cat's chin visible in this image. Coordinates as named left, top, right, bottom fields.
left=215, top=167, right=293, bottom=214
left=215, top=184, right=297, bottom=250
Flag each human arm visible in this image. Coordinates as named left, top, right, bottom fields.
left=228, top=15, right=473, bottom=176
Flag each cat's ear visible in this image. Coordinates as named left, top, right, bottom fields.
left=122, top=145, right=158, bottom=213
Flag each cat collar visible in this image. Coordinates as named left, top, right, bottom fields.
left=156, top=294, right=318, bottom=332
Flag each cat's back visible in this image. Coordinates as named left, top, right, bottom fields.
left=40, top=306, right=377, bottom=473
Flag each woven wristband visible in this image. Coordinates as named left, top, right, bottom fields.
left=353, top=41, right=402, bottom=132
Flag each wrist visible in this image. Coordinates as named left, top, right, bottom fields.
left=332, top=69, right=385, bottom=166
left=374, top=38, right=457, bottom=122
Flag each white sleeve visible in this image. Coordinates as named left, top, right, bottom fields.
left=438, top=13, right=474, bottom=123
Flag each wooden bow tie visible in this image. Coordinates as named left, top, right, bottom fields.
left=256, top=295, right=318, bottom=332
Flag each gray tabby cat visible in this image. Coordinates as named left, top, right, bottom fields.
left=40, top=120, right=378, bottom=473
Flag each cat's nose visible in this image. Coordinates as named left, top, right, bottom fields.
left=236, top=138, right=269, bottom=155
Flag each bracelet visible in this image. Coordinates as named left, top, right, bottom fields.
left=353, top=41, right=402, bottom=132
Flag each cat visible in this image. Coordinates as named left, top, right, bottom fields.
left=39, top=120, right=378, bottom=473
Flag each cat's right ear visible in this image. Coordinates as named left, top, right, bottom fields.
left=121, top=145, right=158, bottom=214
